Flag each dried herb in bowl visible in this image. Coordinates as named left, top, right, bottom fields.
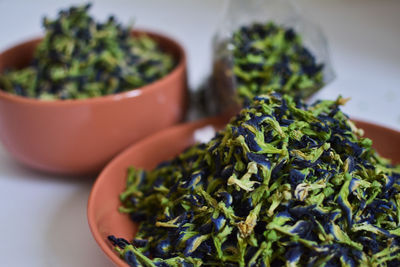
left=109, top=93, right=400, bottom=266
left=0, top=4, right=174, bottom=100
left=212, top=22, right=324, bottom=109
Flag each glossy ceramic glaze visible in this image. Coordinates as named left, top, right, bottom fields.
left=87, top=118, right=400, bottom=267
left=0, top=30, right=188, bottom=175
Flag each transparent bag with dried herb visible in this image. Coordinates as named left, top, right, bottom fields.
left=205, top=0, right=335, bottom=115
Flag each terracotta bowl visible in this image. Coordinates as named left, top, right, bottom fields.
left=0, top=30, right=188, bottom=175
left=87, top=117, right=400, bottom=266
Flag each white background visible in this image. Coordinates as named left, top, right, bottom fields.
left=0, top=0, right=399, bottom=266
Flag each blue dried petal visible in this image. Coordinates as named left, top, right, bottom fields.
left=358, top=236, right=380, bottom=254
left=289, top=205, right=316, bottom=219
left=244, top=197, right=254, bottom=210
left=297, top=46, right=316, bottom=64
left=317, top=114, right=338, bottom=124
left=129, top=212, right=147, bottom=222
left=303, top=135, right=320, bottom=148
left=274, top=62, right=292, bottom=76
left=284, top=28, right=296, bottom=41
left=276, top=211, right=292, bottom=219
left=271, top=159, right=285, bottom=178
left=213, top=152, right=223, bottom=173
left=289, top=169, right=305, bottom=188
left=132, top=239, right=148, bottom=247
left=264, top=130, right=274, bottom=144
left=313, top=168, right=331, bottom=182
left=393, top=172, right=400, bottom=183
left=233, top=126, right=261, bottom=152
left=108, top=235, right=118, bottom=246
left=253, top=169, right=263, bottom=183
left=374, top=225, right=391, bottom=237
left=337, top=196, right=353, bottom=226
left=388, top=260, right=400, bottom=267
left=234, top=146, right=244, bottom=157
left=238, top=42, right=252, bottom=54
left=155, top=262, right=170, bottom=267
left=129, top=196, right=138, bottom=205
left=175, top=212, right=189, bottom=226
left=245, top=247, right=259, bottom=263
left=289, top=220, right=314, bottom=239
left=280, top=118, right=294, bottom=126
left=279, top=98, right=289, bottom=114
left=328, top=211, right=341, bottom=222
left=345, top=140, right=363, bottom=157
left=302, top=64, right=322, bottom=76
left=385, top=175, right=396, bottom=191
left=368, top=199, right=395, bottom=213
left=199, top=223, right=213, bottom=234
left=183, top=235, right=202, bottom=257
left=181, top=262, right=194, bottom=267
left=186, top=154, right=200, bottom=164
left=270, top=92, right=283, bottom=100
left=154, top=239, right=171, bottom=258
left=166, top=181, right=180, bottom=197
left=357, top=213, right=375, bottom=225
left=212, top=215, right=226, bottom=232
left=221, top=165, right=234, bottom=180
left=311, top=122, right=330, bottom=133
left=247, top=152, right=271, bottom=168
left=236, top=200, right=253, bottom=218
left=108, top=235, right=130, bottom=249
left=124, top=250, right=139, bottom=267
left=246, top=114, right=267, bottom=129
left=14, top=85, right=26, bottom=96
left=240, top=62, right=265, bottom=72
left=346, top=156, right=356, bottom=173
left=285, top=245, right=303, bottom=264
left=292, top=158, right=318, bottom=168
left=253, top=95, right=270, bottom=102
left=153, top=177, right=164, bottom=188
left=350, top=248, right=364, bottom=262
left=187, top=194, right=204, bottom=207
left=199, top=239, right=213, bottom=255
left=339, top=250, right=356, bottom=267
left=176, top=231, right=187, bottom=245
left=208, top=141, right=221, bottom=153
left=181, top=171, right=203, bottom=189
left=217, top=191, right=233, bottom=206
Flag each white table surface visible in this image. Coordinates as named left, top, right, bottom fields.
left=0, top=0, right=399, bottom=266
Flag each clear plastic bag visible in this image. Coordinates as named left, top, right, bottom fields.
left=205, top=0, right=335, bottom=115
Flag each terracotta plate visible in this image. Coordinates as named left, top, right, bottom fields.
left=87, top=118, right=400, bottom=266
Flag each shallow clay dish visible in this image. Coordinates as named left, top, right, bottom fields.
left=87, top=117, right=400, bottom=266
left=0, top=30, right=187, bottom=175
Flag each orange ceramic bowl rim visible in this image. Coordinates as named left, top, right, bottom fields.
left=0, top=29, right=186, bottom=107
left=87, top=117, right=400, bottom=266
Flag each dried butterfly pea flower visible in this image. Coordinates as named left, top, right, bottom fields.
left=111, top=93, right=400, bottom=266
left=0, top=4, right=174, bottom=100
left=211, top=22, right=324, bottom=111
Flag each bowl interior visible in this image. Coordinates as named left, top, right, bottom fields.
left=88, top=118, right=400, bottom=266
left=0, top=30, right=184, bottom=100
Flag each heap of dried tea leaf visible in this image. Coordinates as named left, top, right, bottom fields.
left=109, top=93, right=400, bottom=266
left=212, top=22, right=324, bottom=109
left=0, top=4, right=174, bottom=100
